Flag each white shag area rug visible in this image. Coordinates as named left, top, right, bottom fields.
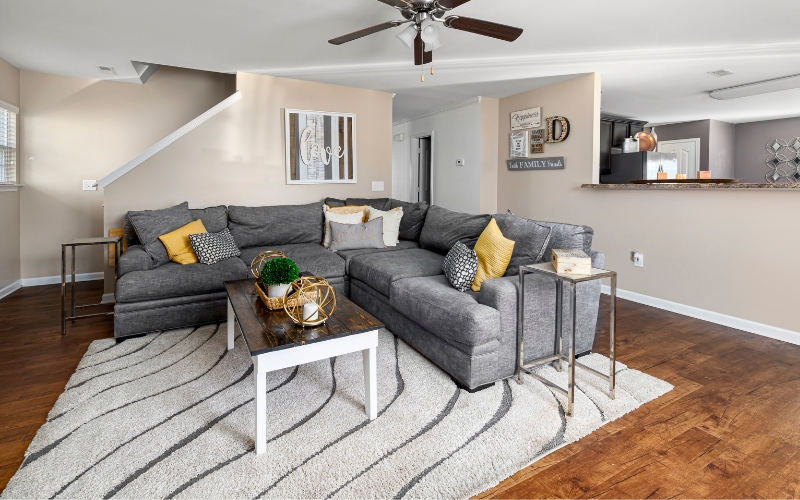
left=2, top=323, right=672, bottom=499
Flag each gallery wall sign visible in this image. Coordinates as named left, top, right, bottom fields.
left=510, top=107, right=541, bottom=131
left=510, top=131, right=529, bottom=158
left=530, top=129, right=545, bottom=154
left=285, top=109, right=357, bottom=184
left=507, top=157, right=565, bottom=171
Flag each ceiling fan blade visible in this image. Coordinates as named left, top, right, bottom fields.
left=329, top=21, right=402, bottom=45
left=444, top=16, right=523, bottom=42
left=377, top=0, right=413, bottom=8
left=414, top=33, right=423, bottom=65
left=436, top=0, right=472, bottom=9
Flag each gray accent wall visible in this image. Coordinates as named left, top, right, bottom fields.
left=653, top=120, right=711, bottom=172
left=734, top=116, right=800, bottom=183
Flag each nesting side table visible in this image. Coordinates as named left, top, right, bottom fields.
left=516, top=262, right=617, bottom=416
left=61, top=236, right=122, bottom=335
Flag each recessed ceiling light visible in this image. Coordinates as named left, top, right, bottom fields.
left=708, top=69, right=734, bottom=77
left=97, top=66, right=117, bottom=75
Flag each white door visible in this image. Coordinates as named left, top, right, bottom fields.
left=658, top=139, right=700, bottom=177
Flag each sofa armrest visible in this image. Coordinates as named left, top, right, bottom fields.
left=118, top=245, right=152, bottom=276
left=590, top=250, right=605, bottom=269
left=479, top=256, right=604, bottom=362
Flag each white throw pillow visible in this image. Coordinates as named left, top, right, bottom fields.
left=323, top=209, right=364, bottom=248
left=367, top=206, right=403, bottom=247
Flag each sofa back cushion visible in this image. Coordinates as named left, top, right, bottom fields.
left=419, top=205, right=491, bottom=255
left=126, top=201, right=194, bottom=268
left=228, top=202, right=324, bottom=248
left=345, top=197, right=392, bottom=211
left=494, top=212, right=553, bottom=276
left=507, top=210, right=593, bottom=260
left=189, top=206, right=228, bottom=233
left=124, top=205, right=228, bottom=247
left=390, top=199, right=430, bottom=242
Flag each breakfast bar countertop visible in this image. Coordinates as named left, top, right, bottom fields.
left=582, top=183, right=800, bottom=190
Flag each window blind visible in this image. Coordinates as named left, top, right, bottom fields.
left=0, top=106, right=17, bottom=184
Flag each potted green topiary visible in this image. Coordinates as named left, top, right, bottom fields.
left=260, top=257, right=300, bottom=298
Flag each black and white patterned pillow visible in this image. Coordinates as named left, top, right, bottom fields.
left=442, top=241, right=478, bottom=292
left=188, top=229, right=241, bottom=265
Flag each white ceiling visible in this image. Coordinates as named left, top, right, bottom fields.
left=3, top=0, right=800, bottom=124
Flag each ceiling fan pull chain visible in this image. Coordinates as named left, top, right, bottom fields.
left=431, top=65, right=434, bottom=75
left=421, top=63, right=425, bottom=82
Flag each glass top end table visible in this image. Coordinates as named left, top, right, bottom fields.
left=517, top=262, right=617, bottom=416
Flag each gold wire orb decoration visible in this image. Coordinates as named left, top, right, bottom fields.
left=250, top=250, right=287, bottom=279
left=283, top=276, right=336, bottom=327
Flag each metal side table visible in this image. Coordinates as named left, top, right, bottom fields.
left=516, top=262, right=617, bottom=416
left=61, top=236, right=122, bottom=335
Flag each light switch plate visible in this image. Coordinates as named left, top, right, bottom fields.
left=632, top=251, right=644, bottom=267
left=83, top=180, right=97, bottom=191
left=372, top=181, right=385, bottom=192
left=456, top=159, right=466, bottom=166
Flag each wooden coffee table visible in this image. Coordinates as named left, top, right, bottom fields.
left=224, top=279, right=384, bottom=454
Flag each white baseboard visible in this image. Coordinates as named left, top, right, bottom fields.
left=601, top=285, right=800, bottom=347
left=0, top=280, right=22, bottom=300
left=20, top=272, right=105, bottom=287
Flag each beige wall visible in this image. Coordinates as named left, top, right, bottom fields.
left=479, top=97, right=499, bottom=214
left=497, top=73, right=799, bottom=333
left=104, top=72, right=393, bottom=289
left=0, top=57, right=21, bottom=292
left=19, top=67, right=235, bottom=283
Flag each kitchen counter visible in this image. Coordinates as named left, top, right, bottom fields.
left=582, top=183, right=800, bottom=190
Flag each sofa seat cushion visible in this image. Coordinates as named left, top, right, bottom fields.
left=348, top=248, right=444, bottom=297
left=336, top=240, right=419, bottom=273
left=390, top=275, right=500, bottom=349
left=239, top=243, right=345, bottom=279
left=116, top=257, right=248, bottom=303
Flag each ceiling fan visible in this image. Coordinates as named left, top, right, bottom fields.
left=328, top=0, right=523, bottom=79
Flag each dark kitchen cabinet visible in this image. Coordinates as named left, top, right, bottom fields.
left=599, top=115, right=648, bottom=175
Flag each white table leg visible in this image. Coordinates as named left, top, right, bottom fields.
left=362, top=347, right=377, bottom=420
left=227, top=299, right=235, bottom=351
left=254, top=357, right=267, bottom=454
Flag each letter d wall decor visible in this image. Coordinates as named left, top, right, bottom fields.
left=545, top=116, right=570, bottom=143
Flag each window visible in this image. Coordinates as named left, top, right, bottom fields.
left=0, top=102, right=18, bottom=185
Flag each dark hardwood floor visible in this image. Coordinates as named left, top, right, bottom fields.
left=1, top=281, right=799, bottom=497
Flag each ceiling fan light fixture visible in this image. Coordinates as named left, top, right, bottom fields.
left=420, top=21, right=441, bottom=50
left=396, top=24, right=418, bottom=48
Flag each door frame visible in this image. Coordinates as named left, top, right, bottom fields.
left=410, top=131, right=435, bottom=204
left=658, top=138, right=701, bottom=177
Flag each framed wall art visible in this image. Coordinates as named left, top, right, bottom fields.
left=511, top=107, right=541, bottom=131
left=530, top=129, right=545, bottom=154
left=285, top=109, right=357, bottom=184
left=510, top=131, right=528, bottom=158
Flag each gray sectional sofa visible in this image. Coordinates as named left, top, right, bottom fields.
left=115, top=198, right=604, bottom=390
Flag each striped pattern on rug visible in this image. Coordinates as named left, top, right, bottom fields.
left=2, top=323, right=672, bottom=499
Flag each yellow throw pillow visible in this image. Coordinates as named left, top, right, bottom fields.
left=325, top=204, right=368, bottom=222
left=158, top=219, right=207, bottom=265
left=471, top=218, right=515, bottom=292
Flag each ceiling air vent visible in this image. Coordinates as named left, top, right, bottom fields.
left=97, top=66, right=117, bottom=75
left=708, top=69, right=734, bottom=77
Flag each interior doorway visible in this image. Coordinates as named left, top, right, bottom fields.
left=414, top=135, right=432, bottom=203
left=658, top=138, right=701, bottom=178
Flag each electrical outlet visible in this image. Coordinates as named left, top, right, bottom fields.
left=371, top=181, right=384, bottom=192
left=456, top=159, right=466, bottom=166
left=632, top=251, right=644, bottom=267
left=83, top=180, right=97, bottom=191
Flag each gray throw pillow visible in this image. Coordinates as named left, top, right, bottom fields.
left=508, top=210, right=594, bottom=259
left=345, top=198, right=392, bottom=211
left=390, top=199, right=430, bottom=242
left=419, top=205, right=491, bottom=255
left=495, top=213, right=553, bottom=276
left=329, top=218, right=386, bottom=252
left=188, top=229, right=241, bottom=265
left=127, top=202, right=193, bottom=268
left=442, top=241, right=478, bottom=292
